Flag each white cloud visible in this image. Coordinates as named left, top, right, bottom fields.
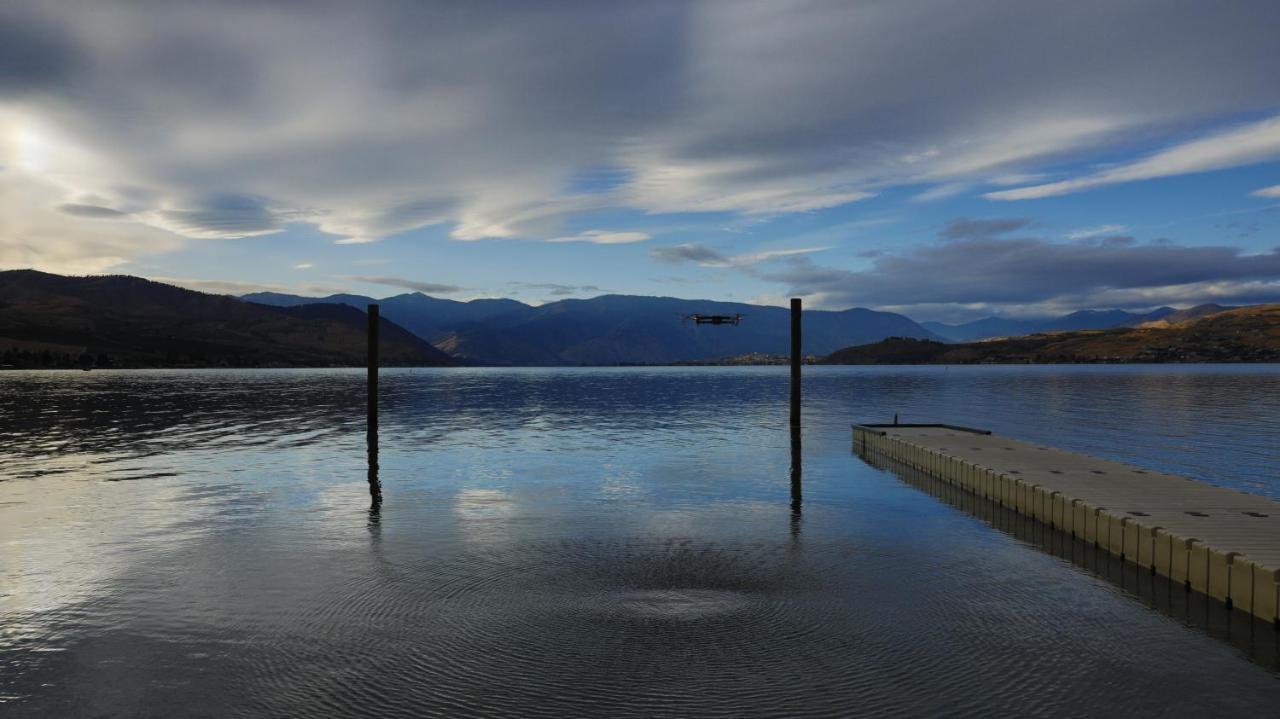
left=342, top=275, right=464, bottom=294
left=1066, top=224, right=1128, bottom=240
left=988, top=173, right=1051, bottom=187
left=755, top=238, right=1280, bottom=315
left=651, top=243, right=828, bottom=268
left=989, top=115, right=1280, bottom=200
left=150, top=276, right=347, bottom=296
left=911, top=182, right=972, bottom=202
left=1251, top=184, right=1280, bottom=198
left=735, top=247, right=831, bottom=266
left=3, top=1, right=1280, bottom=273
left=0, top=167, right=181, bottom=274
left=622, top=152, right=875, bottom=214
left=926, top=116, right=1124, bottom=180
left=293, top=262, right=313, bottom=269
left=549, top=230, right=651, bottom=244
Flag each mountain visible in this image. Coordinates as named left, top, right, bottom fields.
left=923, top=307, right=1178, bottom=342
left=0, top=271, right=453, bottom=368
left=823, top=304, right=1280, bottom=364
left=1133, top=303, right=1236, bottom=328
left=243, top=291, right=535, bottom=343
left=240, top=291, right=381, bottom=308
left=242, top=292, right=940, bottom=365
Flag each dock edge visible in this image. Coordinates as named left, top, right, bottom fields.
left=853, top=423, right=1280, bottom=626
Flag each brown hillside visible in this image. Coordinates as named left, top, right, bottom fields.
left=823, top=304, right=1280, bottom=364
left=0, top=270, right=455, bottom=368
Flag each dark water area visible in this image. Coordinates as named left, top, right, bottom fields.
left=1, top=366, right=1278, bottom=716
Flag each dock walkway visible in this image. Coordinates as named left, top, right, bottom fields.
left=853, top=423, right=1280, bottom=624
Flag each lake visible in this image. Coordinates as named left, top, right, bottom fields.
left=2, top=366, right=1279, bottom=716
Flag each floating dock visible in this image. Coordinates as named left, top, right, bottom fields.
left=853, top=423, right=1280, bottom=624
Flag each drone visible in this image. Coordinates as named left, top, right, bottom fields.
left=681, top=313, right=744, bottom=326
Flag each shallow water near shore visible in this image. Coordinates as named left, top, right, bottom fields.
left=2, top=365, right=1279, bottom=716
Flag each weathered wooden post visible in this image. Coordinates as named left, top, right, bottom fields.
left=368, top=304, right=380, bottom=429
left=367, top=304, right=381, bottom=502
left=790, top=298, right=801, bottom=428
left=789, top=298, right=802, bottom=531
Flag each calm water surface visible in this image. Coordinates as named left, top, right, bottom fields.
left=1, top=366, right=1278, bottom=716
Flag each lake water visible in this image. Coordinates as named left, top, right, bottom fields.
left=2, top=366, right=1279, bottom=716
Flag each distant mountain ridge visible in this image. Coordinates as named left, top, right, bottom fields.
left=242, top=291, right=534, bottom=343
left=824, top=304, right=1280, bottom=364
left=0, top=270, right=453, bottom=368
left=1133, top=304, right=1236, bottom=328
left=243, top=291, right=941, bottom=365
left=920, top=305, right=1237, bottom=342
left=8, top=271, right=1253, bottom=368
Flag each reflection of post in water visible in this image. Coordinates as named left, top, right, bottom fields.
left=368, top=304, right=382, bottom=511
left=790, top=423, right=802, bottom=539
left=368, top=422, right=382, bottom=514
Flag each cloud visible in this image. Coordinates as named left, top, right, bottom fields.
left=3, top=0, right=1279, bottom=270
left=650, top=243, right=827, bottom=268
left=153, top=193, right=284, bottom=239
left=940, top=217, right=1031, bottom=240
left=0, top=10, right=80, bottom=93
left=342, top=275, right=464, bottom=294
left=293, top=262, right=313, bottom=269
left=507, top=282, right=605, bottom=297
left=151, top=276, right=347, bottom=297
left=651, top=243, right=727, bottom=265
left=988, top=115, right=1280, bottom=200
left=57, top=203, right=128, bottom=218
left=0, top=166, right=181, bottom=274
left=1252, top=184, right=1280, bottom=199
left=737, top=247, right=831, bottom=265
left=988, top=173, right=1050, bottom=187
left=623, top=154, right=875, bottom=214
left=755, top=237, right=1280, bottom=315
left=549, top=230, right=651, bottom=244
left=911, top=182, right=972, bottom=202
left=1066, top=224, right=1128, bottom=240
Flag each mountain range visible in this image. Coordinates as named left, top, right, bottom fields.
left=824, top=304, right=1280, bottom=364
left=0, top=271, right=453, bottom=368
left=921, top=305, right=1235, bottom=342
left=243, top=291, right=939, bottom=365
left=1, top=270, right=1268, bottom=368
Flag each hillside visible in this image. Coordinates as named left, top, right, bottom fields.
left=243, top=291, right=535, bottom=343
left=922, top=307, right=1179, bottom=342
left=1133, top=303, right=1236, bottom=328
left=0, top=271, right=454, bottom=368
left=823, top=304, right=1280, bottom=364
left=246, top=292, right=940, bottom=365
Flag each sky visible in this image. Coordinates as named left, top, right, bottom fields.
left=1, top=0, right=1279, bottom=322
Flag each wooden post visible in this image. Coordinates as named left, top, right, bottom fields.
left=367, top=304, right=380, bottom=502
left=368, top=304, right=379, bottom=428
left=790, top=298, right=801, bottom=427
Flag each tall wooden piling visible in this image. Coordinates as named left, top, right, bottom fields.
left=367, top=304, right=379, bottom=428
left=790, top=298, right=801, bottom=428
left=367, top=304, right=381, bottom=501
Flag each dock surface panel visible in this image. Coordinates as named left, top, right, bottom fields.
left=854, top=424, right=1280, bottom=624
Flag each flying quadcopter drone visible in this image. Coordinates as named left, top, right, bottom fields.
left=680, top=313, right=744, bottom=326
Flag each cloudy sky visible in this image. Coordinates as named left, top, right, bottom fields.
left=2, top=0, right=1279, bottom=321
